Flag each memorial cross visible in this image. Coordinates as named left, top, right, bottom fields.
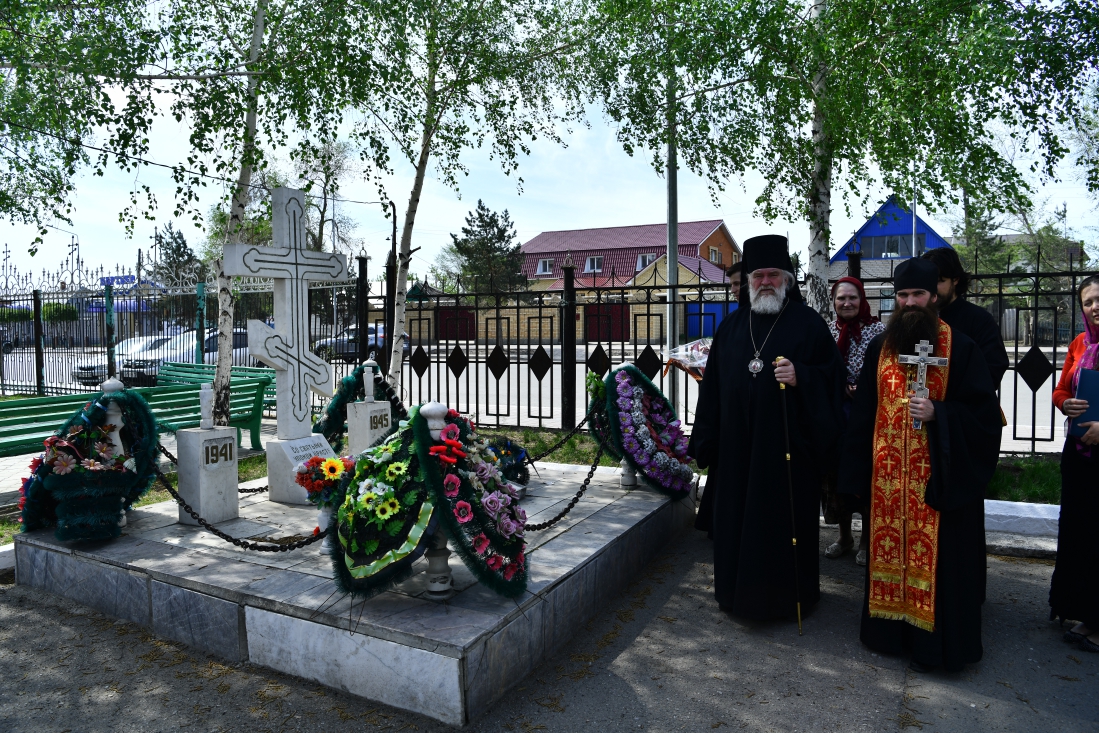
left=223, top=187, right=348, bottom=439
left=897, top=339, right=948, bottom=430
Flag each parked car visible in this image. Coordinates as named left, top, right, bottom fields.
left=313, top=325, right=410, bottom=363
left=71, top=335, right=170, bottom=387
left=121, top=329, right=250, bottom=385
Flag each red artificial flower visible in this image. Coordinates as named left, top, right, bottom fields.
left=18, top=495, right=26, bottom=509
left=313, top=526, right=320, bottom=536
left=454, top=501, right=473, bottom=524
left=472, top=533, right=490, bottom=555
left=446, top=409, right=460, bottom=419
left=486, top=555, right=504, bottom=571
left=429, top=440, right=466, bottom=465
left=503, top=562, right=519, bottom=581
left=515, top=551, right=525, bottom=567
left=28, top=456, right=43, bottom=473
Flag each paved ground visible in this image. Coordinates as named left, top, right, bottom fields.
left=1, top=529, right=1094, bottom=732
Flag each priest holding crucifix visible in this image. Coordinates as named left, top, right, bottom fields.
left=691, top=235, right=844, bottom=622
left=839, top=258, right=1002, bottom=672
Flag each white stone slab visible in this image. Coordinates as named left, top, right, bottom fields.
left=984, top=499, right=1060, bottom=537
left=265, top=436, right=336, bottom=505
left=176, top=428, right=239, bottom=526
left=246, top=606, right=464, bottom=726
left=347, top=399, right=392, bottom=456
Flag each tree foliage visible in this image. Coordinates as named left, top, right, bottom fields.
left=435, top=200, right=526, bottom=292
left=151, top=222, right=205, bottom=284
left=0, top=3, right=159, bottom=252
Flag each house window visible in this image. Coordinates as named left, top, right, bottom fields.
left=636, top=253, right=657, bottom=270
left=537, top=258, right=554, bottom=275
left=859, top=234, right=926, bottom=259
left=709, top=247, right=722, bottom=264
left=584, top=256, right=603, bottom=273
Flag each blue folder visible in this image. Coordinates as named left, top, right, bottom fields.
left=1069, top=368, right=1099, bottom=438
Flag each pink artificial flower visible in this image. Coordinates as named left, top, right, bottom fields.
left=486, top=555, right=504, bottom=571
left=440, top=423, right=460, bottom=442
left=443, top=473, right=461, bottom=497
left=81, top=458, right=104, bottom=471
left=503, top=562, right=519, bottom=581
left=472, top=533, right=490, bottom=555
left=454, top=501, right=473, bottom=523
left=94, top=441, right=114, bottom=458
left=52, top=454, right=77, bottom=475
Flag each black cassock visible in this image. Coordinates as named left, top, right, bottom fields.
left=839, top=330, right=1001, bottom=671
left=690, top=298, right=844, bottom=619
left=939, top=296, right=1009, bottom=388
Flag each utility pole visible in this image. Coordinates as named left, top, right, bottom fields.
left=665, top=75, right=679, bottom=410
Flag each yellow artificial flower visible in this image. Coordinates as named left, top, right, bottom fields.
left=375, top=503, right=394, bottom=521
left=322, top=458, right=344, bottom=479
left=385, top=498, right=401, bottom=515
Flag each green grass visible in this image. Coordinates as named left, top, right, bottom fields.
left=987, top=454, right=1061, bottom=504
left=0, top=515, right=18, bottom=545
left=478, top=427, right=620, bottom=468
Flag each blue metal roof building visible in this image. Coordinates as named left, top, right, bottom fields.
left=830, top=196, right=953, bottom=264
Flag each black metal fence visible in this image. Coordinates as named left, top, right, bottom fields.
left=3, top=258, right=1094, bottom=454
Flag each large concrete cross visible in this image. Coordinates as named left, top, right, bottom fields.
left=223, top=187, right=348, bottom=439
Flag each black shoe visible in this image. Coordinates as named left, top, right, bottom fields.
left=1064, top=629, right=1087, bottom=644
left=909, top=660, right=935, bottom=673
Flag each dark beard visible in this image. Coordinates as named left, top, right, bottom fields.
left=883, top=304, right=939, bottom=355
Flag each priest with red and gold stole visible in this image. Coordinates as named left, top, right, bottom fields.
left=839, top=258, right=1001, bottom=672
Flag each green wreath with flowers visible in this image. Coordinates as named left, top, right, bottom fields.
left=330, top=405, right=530, bottom=599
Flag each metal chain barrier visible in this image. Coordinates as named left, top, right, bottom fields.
left=155, top=444, right=326, bottom=552
left=523, top=440, right=606, bottom=532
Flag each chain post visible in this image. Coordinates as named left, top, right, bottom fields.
left=32, top=289, right=45, bottom=395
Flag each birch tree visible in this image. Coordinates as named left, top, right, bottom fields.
left=749, top=0, right=1093, bottom=314
left=350, top=0, right=582, bottom=391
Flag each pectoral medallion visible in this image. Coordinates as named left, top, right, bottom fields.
left=748, top=357, right=764, bottom=376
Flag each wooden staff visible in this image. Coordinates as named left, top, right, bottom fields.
left=775, top=355, right=803, bottom=635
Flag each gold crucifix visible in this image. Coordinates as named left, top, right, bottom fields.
left=897, top=339, right=948, bottom=430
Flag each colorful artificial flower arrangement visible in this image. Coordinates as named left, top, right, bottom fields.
left=39, top=423, right=138, bottom=478
left=591, top=364, right=694, bottom=498
left=295, top=455, right=355, bottom=509
left=21, top=390, right=158, bottom=542
left=331, top=419, right=437, bottom=596
left=422, top=409, right=528, bottom=590
left=329, top=404, right=531, bottom=600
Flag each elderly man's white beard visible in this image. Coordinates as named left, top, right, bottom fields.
left=749, top=285, right=784, bottom=314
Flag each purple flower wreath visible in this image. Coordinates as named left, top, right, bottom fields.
left=600, top=365, right=694, bottom=497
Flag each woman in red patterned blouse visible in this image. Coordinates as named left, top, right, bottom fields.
left=823, top=277, right=885, bottom=566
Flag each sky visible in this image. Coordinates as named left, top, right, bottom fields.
left=3, top=107, right=1096, bottom=284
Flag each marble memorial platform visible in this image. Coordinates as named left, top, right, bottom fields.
left=13, top=461, right=694, bottom=726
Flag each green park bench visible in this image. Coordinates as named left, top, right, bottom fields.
left=0, top=377, right=272, bottom=458
left=156, top=362, right=277, bottom=411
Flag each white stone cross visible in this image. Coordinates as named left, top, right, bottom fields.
left=898, top=339, right=948, bottom=430
left=223, top=187, right=348, bottom=439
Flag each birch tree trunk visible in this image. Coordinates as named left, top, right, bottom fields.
left=214, top=0, right=267, bottom=425
left=386, top=54, right=438, bottom=393
left=805, top=0, right=832, bottom=317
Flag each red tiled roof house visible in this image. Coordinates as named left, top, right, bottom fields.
left=521, top=220, right=741, bottom=288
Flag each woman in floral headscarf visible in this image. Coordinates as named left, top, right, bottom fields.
left=823, top=276, right=885, bottom=565
left=1050, top=274, right=1099, bottom=653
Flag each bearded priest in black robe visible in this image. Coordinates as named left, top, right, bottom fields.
left=839, top=258, right=1001, bottom=672
left=690, top=235, right=844, bottom=621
